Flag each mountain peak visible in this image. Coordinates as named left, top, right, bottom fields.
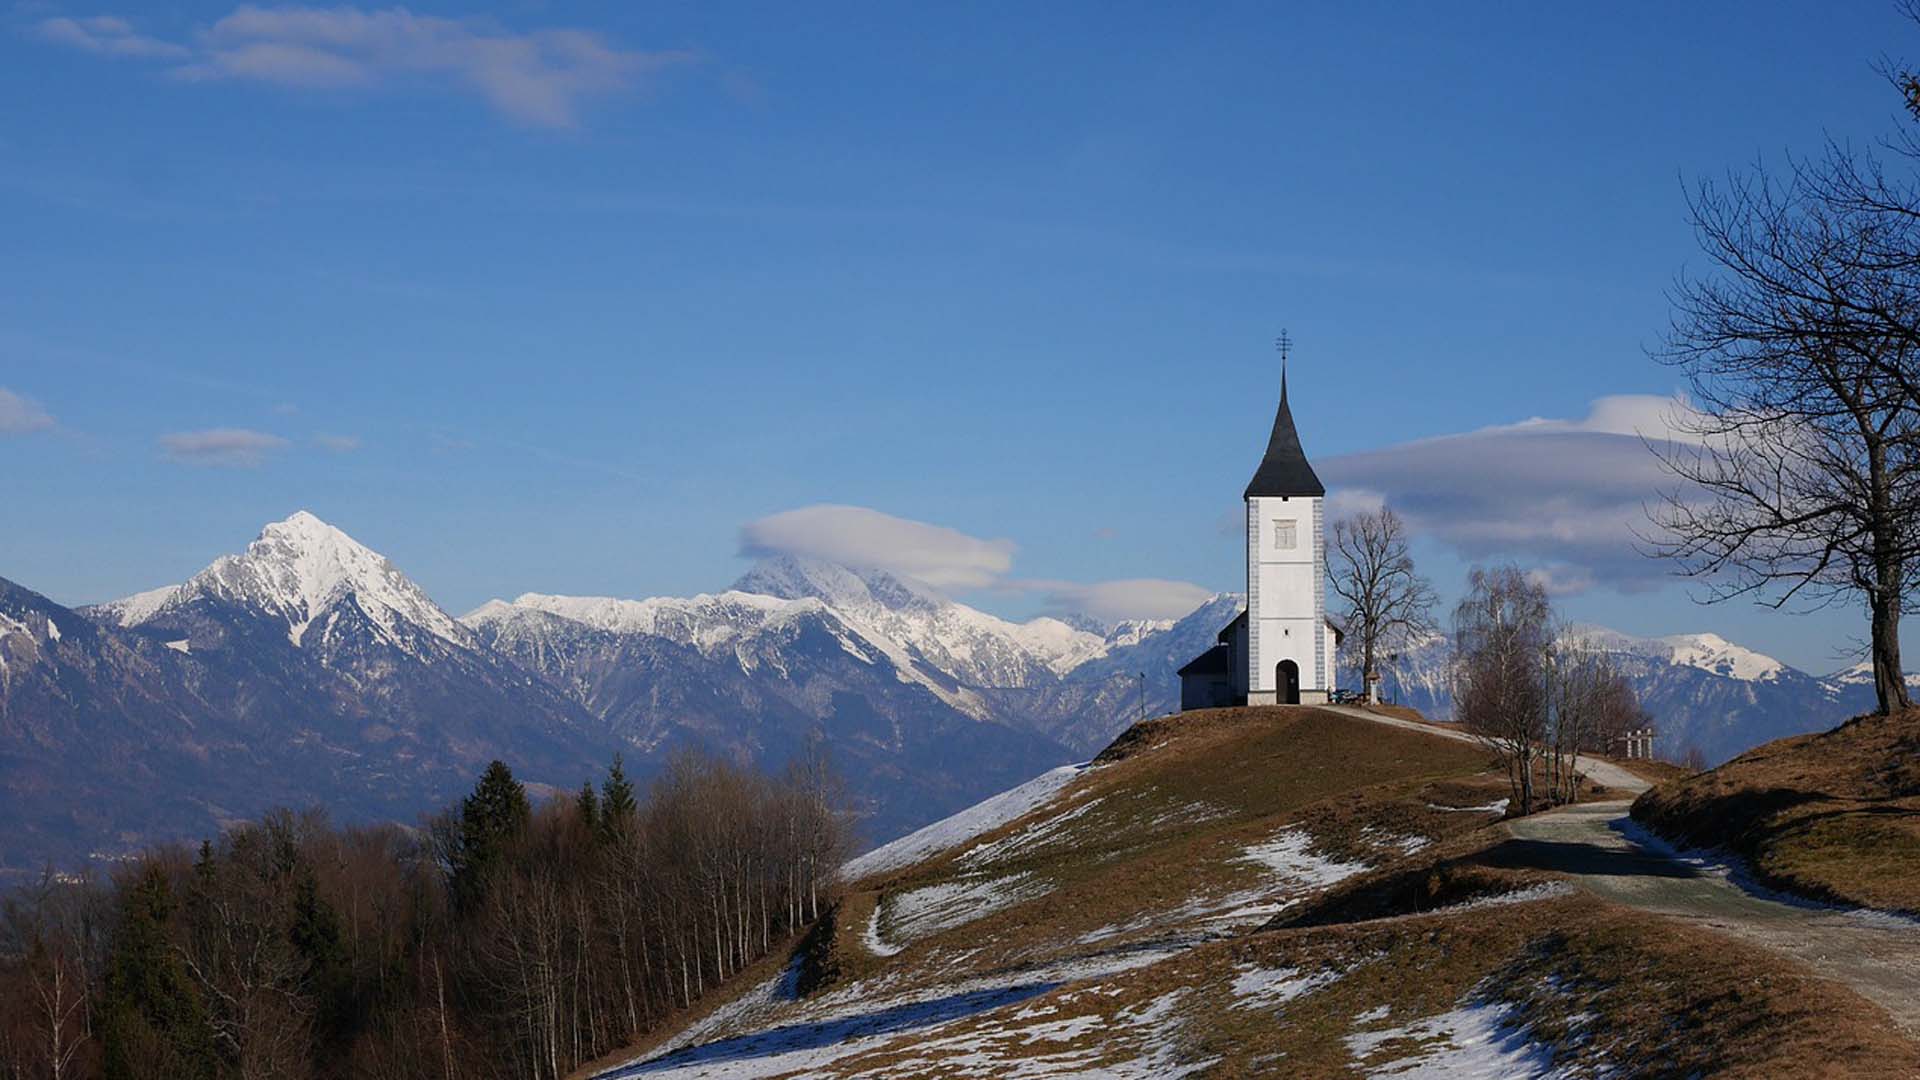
left=731, top=555, right=946, bottom=614
left=95, top=512, right=470, bottom=651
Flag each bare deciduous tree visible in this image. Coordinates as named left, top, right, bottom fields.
left=1653, top=154, right=1920, bottom=716
left=1544, top=638, right=1646, bottom=805
left=1454, top=566, right=1554, bottom=814
left=1329, top=507, right=1438, bottom=704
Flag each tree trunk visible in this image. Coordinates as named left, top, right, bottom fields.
left=1871, top=586, right=1912, bottom=714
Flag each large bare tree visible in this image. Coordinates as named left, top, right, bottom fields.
left=1453, top=566, right=1554, bottom=814
left=1329, top=507, right=1437, bottom=704
left=1652, top=159, right=1920, bottom=715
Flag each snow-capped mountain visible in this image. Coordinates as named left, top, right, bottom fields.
left=6, top=508, right=1889, bottom=876
left=90, top=510, right=473, bottom=654
left=1566, top=628, right=1788, bottom=683
left=462, top=556, right=1198, bottom=764
left=1358, top=625, right=1873, bottom=766
left=731, top=556, right=1117, bottom=685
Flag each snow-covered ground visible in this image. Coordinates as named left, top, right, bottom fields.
left=960, top=797, right=1103, bottom=867
left=596, top=945, right=1194, bottom=1079
left=870, top=873, right=1050, bottom=952
left=1345, top=1000, right=1576, bottom=1079
left=843, top=763, right=1092, bottom=880
left=1237, top=827, right=1372, bottom=890
left=1230, top=963, right=1352, bottom=1013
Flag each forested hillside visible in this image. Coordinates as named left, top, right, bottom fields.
left=0, top=751, right=848, bottom=1080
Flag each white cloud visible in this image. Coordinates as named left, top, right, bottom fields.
left=0, top=388, right=55, bottom=435
left=37, top=6, right=694, bottom=128
left=1028, top=578, right=1216, bottom=622
left=35, top=15, right=189, bottom=58
left=159, top=427, right=288, bottom=467
left=740, top=505, right=1016, bottom=590
left=314, top=433, right=361, bottom=453
left=1475, top=393, right=1706, bottom=444
left=739, top=504, right=1216, bottom=620
left=1320, top=395, right=1696, bottom=595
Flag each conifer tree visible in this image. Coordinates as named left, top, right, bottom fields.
left=290, top=868, right=352, bottom=1044
left=578, top=780, right=601, bottom=836
left=599, top=755, right=637, bottom=842
left=451, top=760, right=530, bottom=914
left=100, top=863, right=217, bottom=1080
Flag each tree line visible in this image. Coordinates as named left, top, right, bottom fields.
left=0, top=747, right=849, bottom=1080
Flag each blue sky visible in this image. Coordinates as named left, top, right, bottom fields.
left=1, top=1, right=1913, bottom=672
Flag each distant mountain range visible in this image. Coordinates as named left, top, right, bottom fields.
left=1367, top=627, right=1882, bottom=765
left=0, top=511, right=1882, bottom=874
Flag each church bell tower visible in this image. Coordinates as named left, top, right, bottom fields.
left=1241, top=334, right=1334, bottom=705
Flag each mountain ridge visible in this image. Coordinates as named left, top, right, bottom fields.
left=1, top=509, right=1894, bottom=873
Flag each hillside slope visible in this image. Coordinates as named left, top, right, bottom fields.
left=1633, top=709, right=1920, bottom=914
left=588, top=707, right=1918, bottom=1079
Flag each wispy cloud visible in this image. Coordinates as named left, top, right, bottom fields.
left=159, top=427, right=288, bottom=467
left=0, top=388, right=55, bottom=435
left=314, top=433, right=361, bottom=453
left=738, top=504, right=1215, bottom=620
left=35, top=15, right=189, bottom=58
left=35, top=6, right=697, bottom=128
left=1320, top=394, right=1696, bottom=596
left=1023, top=577, right=1216, bottom=622
left=741, top=505, right=1016, bottom=591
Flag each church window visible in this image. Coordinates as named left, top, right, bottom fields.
left=1273, top=519, right=1298, bottom=549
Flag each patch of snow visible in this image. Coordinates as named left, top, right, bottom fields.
left=91, top=584, right=180, bottom=627
left=1435, top=882, right=1576, bottom=914
left=863, top=904, right=903, bottom=958
left=1237, top=828, right=1370, bottom=891
left=961, top=797, right=1104, bottom=867
left=602, top=942, right=1194, bottom=1079
left=1361, top=826, right=1431, bottom=855
left=645, top=955, right=805, bottom=1060
left=844, top=763, right=1090, bottom=880
left=164, top=639, right=191, bottom=654
left=1345, top=1000, right=1575, bottom=1079
left=44, top=617, right=59, bottom=641
left=1428, top=799, right=1509, bottom=815
left=1230, top=964, right=1347, bottom=1012
left=876, top=873, right=1050, bottom=949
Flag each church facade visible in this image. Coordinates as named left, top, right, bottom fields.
left=1178, top=370, right=1340, bottom=709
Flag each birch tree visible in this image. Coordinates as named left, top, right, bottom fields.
left=1453, top=566, right=1553, bottom=814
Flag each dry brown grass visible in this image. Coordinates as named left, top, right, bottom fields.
left=608, top=707, right=1920, bottom=1077
left=818, top=894, right=1920, bottom=1078
left=1633, top=709, right=1920, bottom=913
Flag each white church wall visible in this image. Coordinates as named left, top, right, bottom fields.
left=1247, top=494, right=1326, bottom=700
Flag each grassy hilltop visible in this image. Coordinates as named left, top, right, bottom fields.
left=586, top=706, right=1919, bottom=1079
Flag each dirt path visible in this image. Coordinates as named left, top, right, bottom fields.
left=1504, top=801, right=1920, bottom=1037
left=1326, top=705, right=1920, bottom=1036
left=1320, top=705, right=1650, bottom=793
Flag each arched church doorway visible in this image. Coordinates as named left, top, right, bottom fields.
left=1277, top=660, right=1300, bottom=705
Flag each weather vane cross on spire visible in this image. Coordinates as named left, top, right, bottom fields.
left=1275, top=328, right=1293, bottom=392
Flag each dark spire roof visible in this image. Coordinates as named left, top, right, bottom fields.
left=1243, top=368, right=1325, bottom=499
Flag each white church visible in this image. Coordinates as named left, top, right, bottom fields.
left=1178, top=368, right=1341, bottom=708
